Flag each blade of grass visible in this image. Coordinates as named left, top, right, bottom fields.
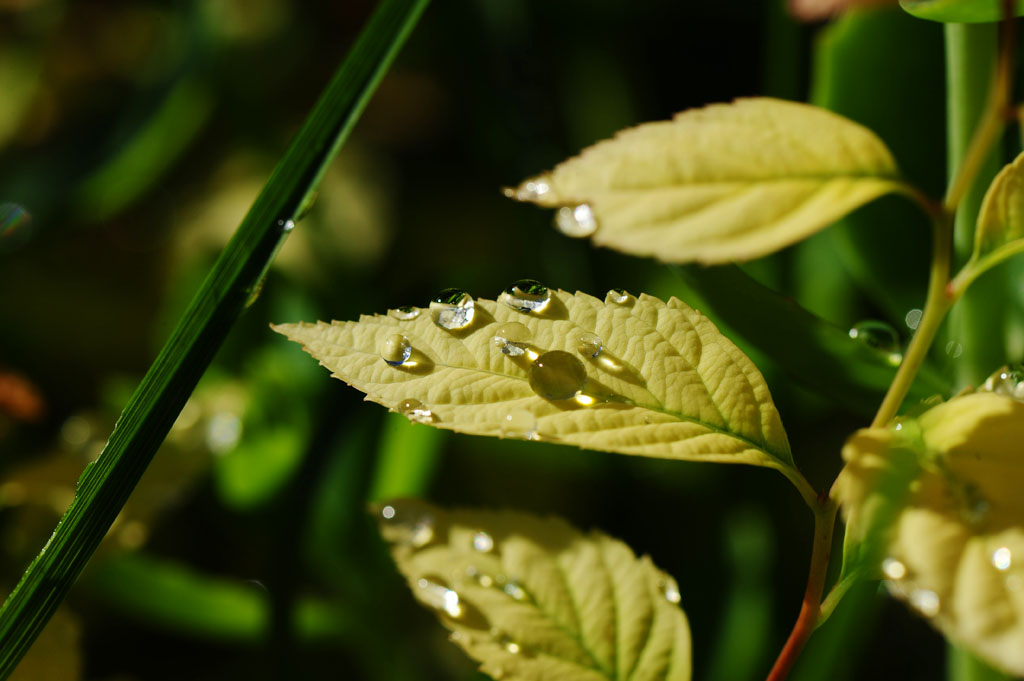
left=0, top=0, right=430, bottom=675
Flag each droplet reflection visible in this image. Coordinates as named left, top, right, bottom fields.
left=993, top=546, right=1012, bottom=571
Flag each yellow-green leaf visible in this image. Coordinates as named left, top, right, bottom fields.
left=375, top=500, right=692, bottom=681
left=900, top=0, right=1024, bottom=23
left=974, top=151, right=1024, bottom=262
left=272, top=288, right=793, bottom=470
left=507, top=98, right=907, bottom=264
left=837, top=392, right=1024, bottom=676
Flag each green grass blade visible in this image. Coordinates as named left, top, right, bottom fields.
left=675, top=264, right=950, bottom=417
left=0, top=0, right=429, bottom=675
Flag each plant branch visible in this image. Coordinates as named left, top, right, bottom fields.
left=765, top=495, right=838, bottom=681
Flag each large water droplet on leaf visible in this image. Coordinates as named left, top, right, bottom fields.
left=528, top=350, right=586, bottom=400
left=398, top=398, right=436, bottom=424
left=982, top=366, right=1024, bottom=399
left=492, top=322, right=533, bottom=357
left=605, top=288, right=635, bottom=306
left=430, top=289, right=475, bottom=330
left=499, top=279, right=551, bottom=313
left=388, top=306, right=421, bottom=321
left=577, top=332, right=603, bottom=358
left=849, top=320, right=901, bottom=364
left=417, top=577, right=462, bottom=618
left=379, top=333, right=412, bottom=366
left=554, top=203, right=598, bottom=238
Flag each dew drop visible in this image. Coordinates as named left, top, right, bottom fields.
left=378, top=501, right=435, bottom=548
left=554, top=203, right=598, bottom=238
left=277, top=218, right=295, bottom=233
left=491, top=629, right=523, bottom=655
left=389, top=306, right=421, bottom=321
left=849, top=320, right=900, bottom=355
left=503, top=580, right=529, bottom=601
left=472, top=531, right=495, bottom=553
left=606, top=288, right=635, bottom=306
left=981, top=365, right=1024, bottom=399
left=505, top=179, right=550, bottom=201
left=492, top=322, right=533, bottom=356
left=0, top=202, right=33, bottom=253
left=577, top=331, right=603, bottom=358
left=398, top=398, right=436, bottom=424
left=501, top=409, right=538, bottom=440
left=417, top=577, right=462, bottom=618
left=909, top=588, right=940, bottom=617
left=499, top=279, right=551, bottom=313
left=882, top=557, right=907, bottom=580
left=528, top=350, right=586, bottom=400
left=465, top=565, right=495, bottom=588
left=993, top=546, right=1013, bottom=571
left=430, top=288, right=475, bottom=330
left=659, top=574, right=682, bottom=604
left=379, top=333, right=412, bottom=366
left=905, top=308, right=923, bottom=330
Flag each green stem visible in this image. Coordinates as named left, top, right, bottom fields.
left=0, top=1, right=430, bottom=677
left=764, top=496, right=839, bottom=681
left=944, top=22, right=1008, bottom=387
left=816, top=569, right=864, bottom=627
left=872, top=213, right=955, bottom=427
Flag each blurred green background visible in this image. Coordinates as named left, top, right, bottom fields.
left=0, top=1, right=987, bottom=679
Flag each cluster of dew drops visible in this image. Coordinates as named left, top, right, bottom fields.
left=378, top=500, right=683, bottom=664
left=377, top=278, right=635, bottom=439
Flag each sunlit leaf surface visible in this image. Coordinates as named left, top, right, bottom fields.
left=507, top=98, right=906, bottom=264
left=376, top=500, right=691, bottom=681
left=273, top=287, right=792, bottom=469
left=837, top=392, right=1024, bottom=676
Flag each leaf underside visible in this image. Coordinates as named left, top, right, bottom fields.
left=376, top=500, right=692, bottom=681
left=975, top=151, right=1024, bottom=260
left=273, top=289, right=793, bottom=469
left=509, top=97, right=904, bottom=264
left=838, top=392, right=1024, bottom=676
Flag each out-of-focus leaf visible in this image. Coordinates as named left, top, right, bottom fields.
left=9, top=608, right=79, bottom=681
left=274, top=288, right=794, bottom=470
left=900, top=0, right=1024, bottom=22
left=368, top=412, right=445, bottom=503
left=376, top=500, right=691, bottom=681
left=969, top=152, right=1024, bottom=274
left=790, top=0, right=897, bottom=21
left=836, top=392, right=1024, bottom=676
left=507, top=98, right=910, bottom=264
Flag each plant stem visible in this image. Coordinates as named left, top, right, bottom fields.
left=765, top=495, right=838, bottom=681
left=872, top=213, right=955, bottom=427
left=0, top=1, right=430, bottom=677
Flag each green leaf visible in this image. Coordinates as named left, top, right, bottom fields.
left=507, top=97, right=910, bottom=264
left=900, top=0, right=1024, bottom=22
left=675, top=264, right=950, bottom=417
left=273, top=288, right=794, bottom=471
left=0, top=0, right=430, bottom=675
left=836, top=392, right=1024, bottom=676
left=375, top=500, right=692, bottom=681
left=972, top=152, right=1024, bottom=268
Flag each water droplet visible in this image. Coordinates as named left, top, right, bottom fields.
left=417, top=577, right=462, bottom=618
left=981, top=365, right=1024, bottom=399
left=472, top=531, right=494, bottom=553
left=465, top=565, right=495, bottom=588
left=503, top=580, right=529, bottom=601
left=528, top=350, right=586, bottom=400
left=554, top=203, right=597, bottom=238
left=849, top=321, right=900, bottom=353
left=492, top=322, right=533, bottom=356
left=389, top=306, right=421, bottom=321
left=499, top=279, right=551, bottom=313
left=379, top=333, right=412, bottom=366
left=491, top=629, right=522, bottom=654
left=430, top=288, right=475, bottom=330
left=659, top=575, right=681, bottom=604
left=606, top=288, right=635, bottom=306
left=379, top=501, right=435, bottom=548
left=905, top=308, right=923, bottom=330
left=945, top=340, right=963, bottom=359
left=0, top=202, right=33, bottom=253
left=577, top=332, right=603, bottom=358
left=909, top=588, right=940, bottom=617
left=500, top=409, right=538, bottom=440
left=505, top=179, right=550, bottom=201
left=277, top=218, right=295, bottom=233
left=398, top=398, right=436, bottom=424
left=993, top=546, right=1012, bottom=571
left=882, top=557, right=907, bottom=580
